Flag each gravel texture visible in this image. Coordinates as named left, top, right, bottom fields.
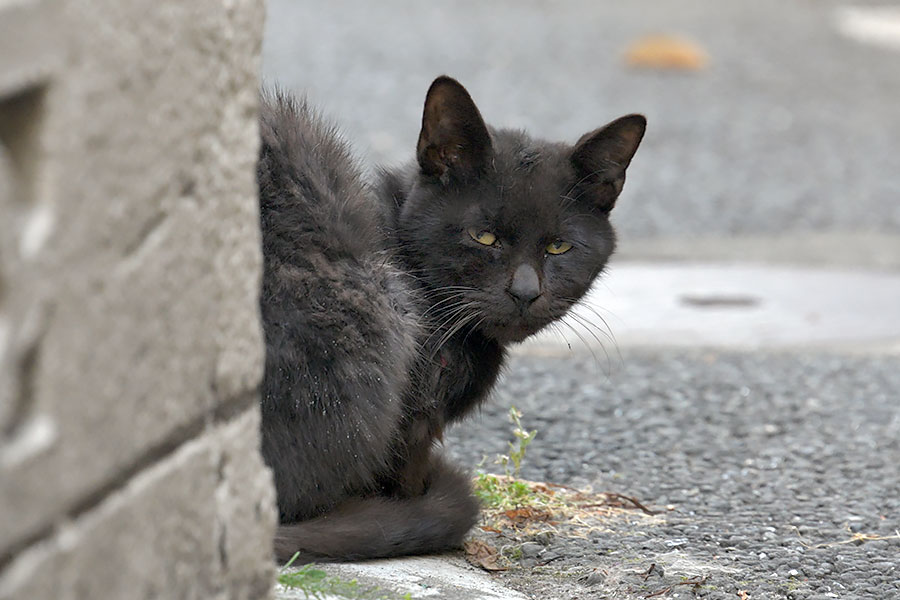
left=444, top=350, right=900, bottom=599
left=263, top=0, right=900, bottom=240
left=261, top=3, right=900, bottom=597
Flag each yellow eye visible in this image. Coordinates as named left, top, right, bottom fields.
left=546, top=240, right=573, bottom=255
left=468, top=228, right=497, bottom=246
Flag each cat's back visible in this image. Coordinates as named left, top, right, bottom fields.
left=257, top=90, right=422, bottom=517
left=257, top=88, right=417, bottom=384
left=258, top=89, right=384, bottom=262
left=257, top=89, right=413, bottom=366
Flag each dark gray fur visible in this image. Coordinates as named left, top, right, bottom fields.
left=258, top=78, right=645, bottom=562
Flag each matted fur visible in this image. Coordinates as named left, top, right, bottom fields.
left=257, top=79, right=645, bottom=562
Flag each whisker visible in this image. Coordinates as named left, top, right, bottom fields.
left=560, top=297, right=620, bottom=346
left=567, top=308, right=616, bottom=346
left=421, top=296, right=473, bottom=318
left=425, top=303, right=476, bottom=337
left=429, top=310, right=481, bottom=358
left=461, top=314, right=488, bottom=345
left=566, top=312, right=615, bottom=369
left=546, top=321, right=573, bottom=352
left=559, top=319, right=602, bottom=366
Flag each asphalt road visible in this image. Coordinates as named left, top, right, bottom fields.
left=262, top=0, right=900, bottom=241
left=445, top=350, right=900, bottom=599
left=263, top=3, right=900, bottom=598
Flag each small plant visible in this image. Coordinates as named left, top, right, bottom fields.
left=497, top=406, right=537, bottom=479
left=473, top=470, right=537, bottom=509
left=473, top=406, right=544, bottom=510
left=277, top=552, right=412, bottom=600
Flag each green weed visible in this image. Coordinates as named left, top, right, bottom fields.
left=473, top=406, right=549, bottom=510
left=277, top=553, right=412, bottom=600
left=473, top=471, right=539, bottom=509
left=497, top=406, right=537, bottom=479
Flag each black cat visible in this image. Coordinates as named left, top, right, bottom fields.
left=258, top=76, right=645, bottom=562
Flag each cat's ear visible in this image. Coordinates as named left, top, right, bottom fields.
left=570, top=114, right=646, bottom=212
left=416, top=76, right=492, bottom=182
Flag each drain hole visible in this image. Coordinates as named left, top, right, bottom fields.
left=679, top=294, right=761, bottom=308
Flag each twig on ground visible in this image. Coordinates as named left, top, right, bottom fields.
left=792, top=525, right=900, bottom=549
left=602, top=492, right=660, bottom=515
left=643, top=576, right=708, bottom=598
left=536, top=554, right=566, bottom=567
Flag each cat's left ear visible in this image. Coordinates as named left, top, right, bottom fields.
left=570, top=114, right=646, bottom=212
left=416, top=76, right=493, bottom=182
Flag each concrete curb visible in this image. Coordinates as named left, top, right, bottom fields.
left=276, top=556, right=527, bottom=600
left=514, top=262, right=900, bottom=356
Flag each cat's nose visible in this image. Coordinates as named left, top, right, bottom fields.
left=507, top=264, right=541, bottom=307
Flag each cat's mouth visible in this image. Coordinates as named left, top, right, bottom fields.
left=479, top=311, right=555, bottom=344
left=465, top=294, right=566, bottom=344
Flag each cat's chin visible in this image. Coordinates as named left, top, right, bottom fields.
left=480, top=320, right=547, bottom=345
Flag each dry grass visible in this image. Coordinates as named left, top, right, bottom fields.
left=467, top=474, right=666, bottom=570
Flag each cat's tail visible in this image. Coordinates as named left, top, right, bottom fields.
left=273, top=461, right=479, bottom=563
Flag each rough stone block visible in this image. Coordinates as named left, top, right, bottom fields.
left=0, top=408, right=275, bottom=600
left=0, top=0, right=61, bottom=97
left=0, top=0, right=268, bottom=559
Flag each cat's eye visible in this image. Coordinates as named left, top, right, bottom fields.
left=546, top=240, right=573, bottom=255
left=468, top=228, right=497, bottom=246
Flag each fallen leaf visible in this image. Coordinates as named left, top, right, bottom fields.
left=624, top=34, right=709, bottom=71
left=504, top=507, right=552, bottom=526
left=531, top=484, right=555, bottom=496
left=479, top=526, right=502, bottom=534
left=464, top=539, right=507, bottom=571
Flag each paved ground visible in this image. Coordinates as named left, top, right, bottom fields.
left=517, top=262, right=900, bottom=354
left=444, top=350, right=900, bottom=600
left=264, top=2, right=899, bottom=598
left=262, top=0, right=900, bottom=242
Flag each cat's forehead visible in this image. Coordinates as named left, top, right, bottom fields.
left=472, top=130, right=577, bottom=221
left=490, top=129, right=572, bottom=177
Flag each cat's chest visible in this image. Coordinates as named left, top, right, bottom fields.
left=421, top=334, right=505, bottom=423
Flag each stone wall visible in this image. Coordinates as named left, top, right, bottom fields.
left=0, top=1, right=276, bottom=598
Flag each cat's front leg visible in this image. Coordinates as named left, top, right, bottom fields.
left=385, top=411, right=444, bottom=497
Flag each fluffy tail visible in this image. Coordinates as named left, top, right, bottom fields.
left=274, top=461, right=479, bottom=563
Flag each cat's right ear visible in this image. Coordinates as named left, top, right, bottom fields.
left=416, top=76, right=492, bottom=182
left=570, top=114, right=646, bottom=212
